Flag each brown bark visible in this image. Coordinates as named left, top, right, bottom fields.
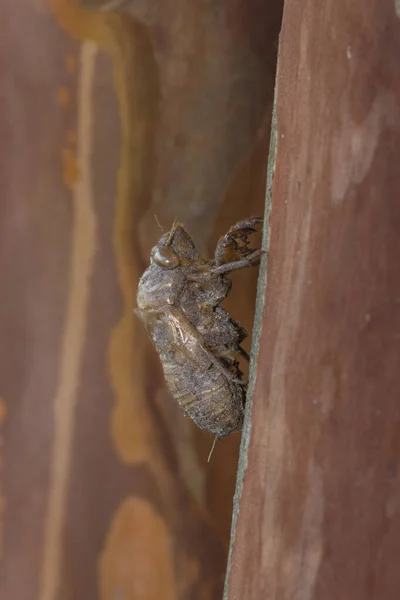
left=225, top=1, right=400, bottom=599
left=0, top=1, right=281, bottom=599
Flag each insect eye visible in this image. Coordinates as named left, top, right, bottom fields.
left=151, top=245, right=180, bottom=269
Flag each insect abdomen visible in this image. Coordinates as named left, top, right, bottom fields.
left=161, top=360, right=245, bottom=437
left=137, top=307, right=245, bottom=437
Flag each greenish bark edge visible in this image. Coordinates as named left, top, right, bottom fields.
left=223, top=88, right=278, bottom=599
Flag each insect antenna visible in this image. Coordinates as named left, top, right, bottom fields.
left=154, top=213, right=164, bottom=233
left=166, top=217, right=178, bottom=246
left=207, top=436, right=218, bottom=463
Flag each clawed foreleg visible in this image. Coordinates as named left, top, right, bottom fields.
left=214, top=216, right=263, bottom=267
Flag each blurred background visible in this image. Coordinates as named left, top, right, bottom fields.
left=0, top=1, right=282, bottom=598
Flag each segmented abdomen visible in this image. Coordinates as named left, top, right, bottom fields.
left=161, top=357, right=245, bottom=438
left=137, top=307, right=246, bottom=438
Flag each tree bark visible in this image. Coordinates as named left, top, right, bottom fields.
left=0, top=1, right=281, bottom=599
left=225, top=1, right=400, bottom=599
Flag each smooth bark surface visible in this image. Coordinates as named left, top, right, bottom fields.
left=226, top=1, right=400, bottom=599
left=0, top=1, right=282, bottom=599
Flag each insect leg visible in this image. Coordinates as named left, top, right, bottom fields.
left=214, top=216, right=263, bottom=267
left=211, top=249, right=264, bottom=276
left=235, top=345, right=250, bottom=361
left=213, top=345, right=250, bottom=363
left=207, top=353, right=247, bottom=386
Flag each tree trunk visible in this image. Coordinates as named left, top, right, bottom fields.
left=0, top=1, right=281, bottom=599
left=225, top=1, right=400, bottom=599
